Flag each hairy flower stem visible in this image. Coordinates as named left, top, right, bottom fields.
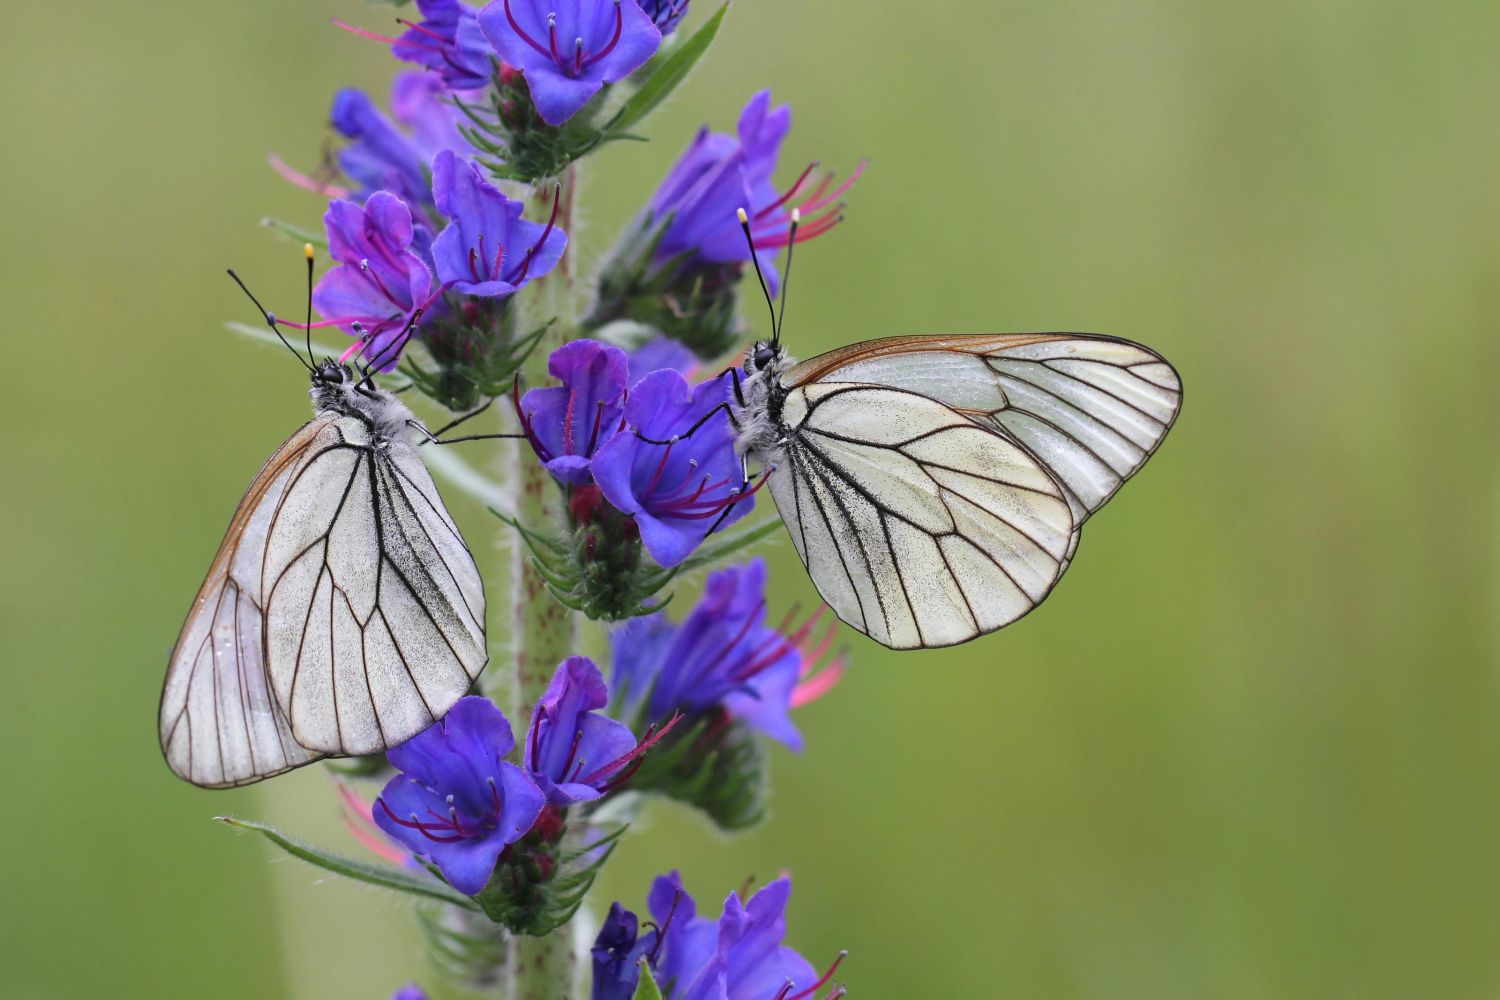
left=505, top=163, right=583, bottom=999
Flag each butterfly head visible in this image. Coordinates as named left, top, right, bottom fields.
left=747, top=340, right=781, bottom=374
left=309, top=360, right=364, bottom=411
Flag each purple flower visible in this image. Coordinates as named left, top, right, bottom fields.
left=373, top=697, right=546, bottom=895
left=390, top=986, right=430, bottom=1000
left=392, top=0, right=497, bottom=91
left=636, top=0, right=689, bottom=34
left=649, top=90, right=863, bottom=295
left=523, top=656, right=640, bottom=806
left=593, top=873, right=844, bottom=1000
left=391, top=70, right=478, bottom=163
left=518, top=339, right=630, bottom=485
left=612, top=559, right=826, bottom=749
left=590, top=368, right=754, bottom=567
left=330, top=87, right=433, bottom=207
left=430, top=149, right=567, bottom=297
left=478, top=0, right=662, bottom=126
left=591, top=903, right=654, bottom=1000
left=312, top=192, right=436, bottom=371
left=627, top=337, right=698, bottom=383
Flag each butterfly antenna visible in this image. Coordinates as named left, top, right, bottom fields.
left=737, top=207, right=779, bottom=345
left=773, top=208, right=800, bottom=349
left=226, top=268, right=315, bottom=373
left=301, top=242, right=316, bottom=367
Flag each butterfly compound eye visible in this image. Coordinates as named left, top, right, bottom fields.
left=752, top=344, right=777, bottom=371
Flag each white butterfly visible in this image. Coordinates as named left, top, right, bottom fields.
left=160, top=294, right=488, bottom=787
left=731, top=330, right=1181, bottom=650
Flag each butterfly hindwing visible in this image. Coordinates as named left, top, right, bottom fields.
left=772, top=383, right=1074, bottom=649
left=159, top=420, right=326, bottom=788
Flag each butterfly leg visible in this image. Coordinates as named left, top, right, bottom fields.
left=406, top=419, right=525, bottom=446
left=416, top=402, right=493, bottom=447
left=631, top=401, right=735, bottom=446
left=702, top=452, right=772, bottom=537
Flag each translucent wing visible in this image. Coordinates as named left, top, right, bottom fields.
left=159, top=420, right=328, bottom=787
left=260, top=417, right=486, bottom=757
left=784, top=333, right=1183, bottom=532
left=770, top=384, right=1075, bottom=649
left=160, top=415, right=486, bottom=787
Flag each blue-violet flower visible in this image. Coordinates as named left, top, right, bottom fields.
left=517, top=339, right=630, bottom=485
left=431, top=149, right=567, bottom=297
left=478, top=0, right=662, bottom=126
left=392, top=0, right=497, bottom=92
left=649, top=90, right=863, bottom=295
left=524, top=656, right=647, bottom=806
left=590, top=368, right=756, bottom=568
left=312, top=191, right=436, bottom=370
left=593, top=872, right=845, bottom=1000
left=636, top=0, right=689, bottom=34
left=373, top=696, right=546, bottom=895
left=610, top=559, right=846, bottom=750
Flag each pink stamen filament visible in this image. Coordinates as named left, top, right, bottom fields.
left=583, top=712, right=683, bottom=789
left=505, top=186, right=562, bottom=285
left=503, top=0, right=554, bottom=59
left=646, top=889, right=683, bottom=965
left=395, top=17, right=450, bottom=45
left=267, top=153, right=349, bottom=197
left=331, top=17, right=404, bottom=46
left=560, top=727, right=586, bottom=779
left=791, top=653, right=846, bottom=709
left=585, top=399, right=608, bottom=455
left=375, top=778, right=504, bottom=844
left=529, top=706, right=546, bottom=764
left=336, top=782, right=410, bottom=865
left=360, top=260, right=406, bottom=308
left=582, top=1, right=624, bottom=68
left=729, top=632, right=797, bottom=684
left=547, top=14, right=565, bottom=67
left=755, top=161, right=819, bottom=220
left=660, top=467, right=773, bottom=519
left=645, top=440, right=675, bottom=495
left=511, top=373, right=549, bottom=458
left=788, top=952, right=847, bottom=1000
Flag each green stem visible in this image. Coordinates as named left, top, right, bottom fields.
left=505, top=162, right=583, bottom=999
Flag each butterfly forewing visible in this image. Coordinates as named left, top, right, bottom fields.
left=787, top=333, right=1182, bottom=525
left=261, top=416, right=485, bottom=756
left=767, top=333, right=1181, bottom=649
left=773, top=383, right=1074, bottom=649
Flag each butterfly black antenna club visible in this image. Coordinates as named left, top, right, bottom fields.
left=737, top=207, right=780, bottom=345
left=301, top=244, right=316, bottom=370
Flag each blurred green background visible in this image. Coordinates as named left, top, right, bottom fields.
left=4, top=0, right=1498, bottom=996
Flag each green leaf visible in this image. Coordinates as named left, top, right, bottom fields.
left=606, top=4, right=728, bottom=137
left=678, top=517, right=784, bottom=573
left=633, top=960, right=666, bottom=1000
left=260, top=217, right=327, bottom=249
left=216, top=816, right=478, bottom=910
left=224, top=321, right=345, bottom=361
